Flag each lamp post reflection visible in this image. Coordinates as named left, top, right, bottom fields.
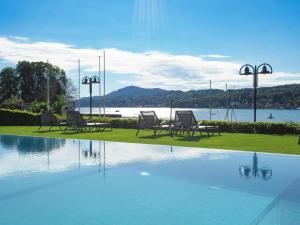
left=253, top=152, right=258, bottom=178
left=79, top=140, right=106, bottom=179
left=239, top=152, right=272, bottom=180
left=78, top=140, right=81, bottom=170
left=103, top=142, right=106, bottom=180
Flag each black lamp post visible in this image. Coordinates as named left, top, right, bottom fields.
left=169, top=100, right=174, bottom=135
left=239, top=63, right=273, bottom=122
left=82, top=76, right=100, bottom=117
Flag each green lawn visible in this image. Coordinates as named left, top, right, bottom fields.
left=0, top=126, right=300, bottom=155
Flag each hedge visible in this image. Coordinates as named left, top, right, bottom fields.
left=0, top=109, right=41, bottom=126
left=1, top=108, right=300, bottom=135
left=203, top=120, right=300, bottom=135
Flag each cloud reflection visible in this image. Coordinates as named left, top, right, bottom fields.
left=0, top=136, right=228, bottom=178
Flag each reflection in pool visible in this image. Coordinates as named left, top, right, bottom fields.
left=0, top=135, right=299, bottom=225
left=239, top=152, right=273, bottom=180
left=0, top=135, right=66, bottom=153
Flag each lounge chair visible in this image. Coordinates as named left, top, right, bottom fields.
left=65, top=111, right=112, bottom=132
left=174, top=110, right=220, bottom=137
left=64, top=111, right=79, bottom=131
left=136, top=111, right=172, bottom=136
left=39, top=111, right=64, bottom=131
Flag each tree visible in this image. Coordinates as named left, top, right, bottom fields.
left=0, top=67, right=19, bottom=103
left=16, top=61, right=67, bottom=103
left=0, top=96, right=23, bottom=110
left=65, top=79, right=78, bottom=103
left=16, top=61, right=35, bottom=102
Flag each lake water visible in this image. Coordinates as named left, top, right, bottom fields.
left=79, top=107, right=300, bottom=122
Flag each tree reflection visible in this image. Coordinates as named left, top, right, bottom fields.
left=0, top=135, right=65, bottom=154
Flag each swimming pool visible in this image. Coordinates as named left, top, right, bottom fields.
left=0, top=135, right=299, bottom=225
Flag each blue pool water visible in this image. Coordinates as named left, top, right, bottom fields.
left=0, top=135, right=300, bottom=225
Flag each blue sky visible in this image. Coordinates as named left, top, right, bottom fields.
left=1, top=0, right=300, bottom=97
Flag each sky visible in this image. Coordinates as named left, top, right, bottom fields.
left=0, top=0, right=300, bottom=97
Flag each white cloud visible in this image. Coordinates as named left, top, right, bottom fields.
left=202, top=54, right=231, bottom=59
left=0, top=36, right=299, bottom=90
left=9, top=36, right=31, bottom=42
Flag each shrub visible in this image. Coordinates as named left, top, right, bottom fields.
left=0, top=96, right=23, bottom=110
left=0, top=108, right=41, bottom=126
left=30, top=101, right=48, bottom=113
left=51, top=95, right=65, bottom=114
left=87, top=117, right=138, bottom=129
left=203, top=120, right=300, bottom=135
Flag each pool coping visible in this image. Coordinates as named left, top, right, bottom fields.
left=1, top=132, right=300, bottom=158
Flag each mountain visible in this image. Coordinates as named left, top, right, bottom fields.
left=78, top=84, right=300, bottom=109
left=107, top=86, right=170, bottom=98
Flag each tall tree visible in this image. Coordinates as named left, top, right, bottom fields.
left=0, top=67, right=19, bottom=103
left=16, top=61, right=67, bottom=103
left=16, top=61, right=35, bottom=102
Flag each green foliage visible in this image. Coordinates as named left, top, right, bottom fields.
left=0, top=67, right=19, bottom=103
left=51, top=95, right=65, bottom=114
left=16, top=61, right=67, bottom=103
left=90, top=117, right=138, bottom=129
left=0, top=96, right=24, bottom=110
left=203, top=121, right=300, bottom=135
left=0, top=61, right=72, bottom=114
left=0, top=109, right=41, bottom=126
left=30, top=101, right=48, bottom=113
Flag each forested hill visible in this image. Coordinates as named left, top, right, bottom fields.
left=79, top=84, right=300, bottom=109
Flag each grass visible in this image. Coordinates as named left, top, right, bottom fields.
left=0, top=126, right=300, bottom=155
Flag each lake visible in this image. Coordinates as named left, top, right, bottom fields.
left=79, top=107, right=300, bottom=122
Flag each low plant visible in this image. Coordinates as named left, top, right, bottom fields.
left=30, top=101, right=48, bottom=113
left=0, top=96, right=23, bottom=110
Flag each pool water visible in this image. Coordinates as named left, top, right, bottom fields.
left=0, top=135, right=300, bottom=225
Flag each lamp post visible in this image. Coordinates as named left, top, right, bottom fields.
left=239, top=63, right=273, bottom=122
left=169, top=100, right=174, bottom=135
left=82, top=76, right=100, bottom=117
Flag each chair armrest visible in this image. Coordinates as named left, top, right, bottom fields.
left=160, top=120, right=167, bottom=125
left=198, top=121, right=204, bottom=126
